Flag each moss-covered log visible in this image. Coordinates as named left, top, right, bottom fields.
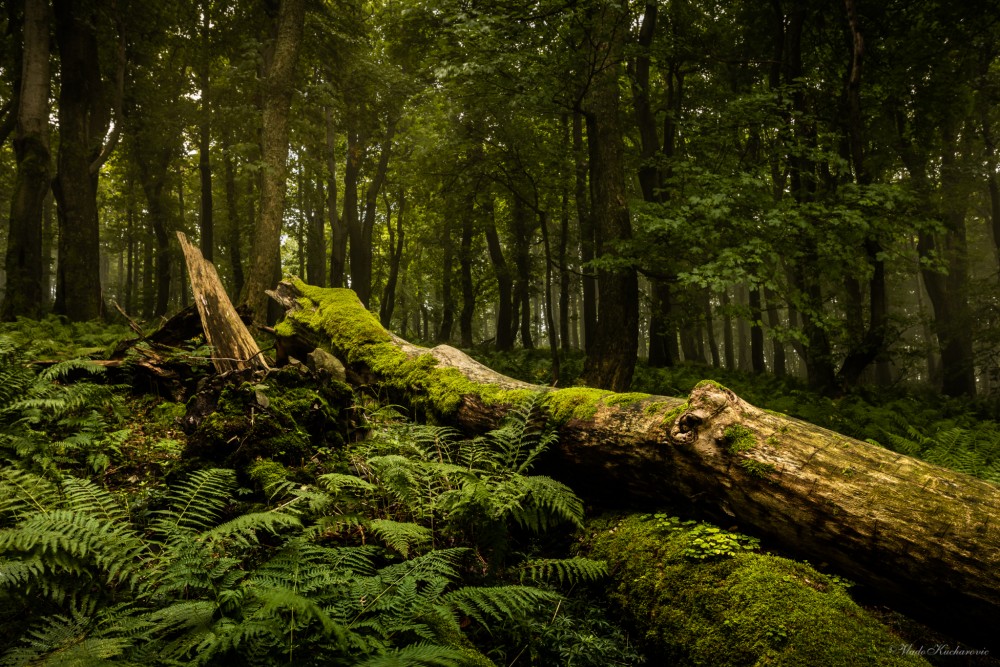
left=272, top=280, right=1000, bottom=649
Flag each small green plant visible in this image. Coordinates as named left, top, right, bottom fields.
left=739, top=459, right=777, bottom=479
left=648, top=514, right=760, bottom=559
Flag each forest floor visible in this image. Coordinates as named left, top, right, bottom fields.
left=0, top=318, right=997, bottom=665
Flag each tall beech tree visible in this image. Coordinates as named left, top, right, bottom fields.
left=51, top=0, right=114, bottom=321
left=2, top=0, right=49, bottom=320
left=241, top=0, right=305, bottom=324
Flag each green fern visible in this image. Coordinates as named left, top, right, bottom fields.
left=515, top=557, right=609, bottom=586
left=444, top=585, right=560, bottom=631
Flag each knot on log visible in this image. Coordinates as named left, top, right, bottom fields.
left=669, top=382, right=759, bottom=448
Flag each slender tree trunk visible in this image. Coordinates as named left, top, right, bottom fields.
left=764, top=287, right=786, bottom=377
left=222, top=140, right=244, bottom=296
left=437, top=219, right=455, bottom=343
left=240, top=0, right=305, bottom=323
left=2, top=0, right=50, bottom=320
left=325, top=109, right=345, bottom=289
left=197, top=5, right=213, bottom=262
left=748, top=285, right=765, bottom=373
left=305, top=175, right=326, bottom=287
left=52, top=0, right=108, bottom=321
left=380, top=191, right=405, bottom=329
left=703, top=291, right=720, bottom=368
left=349, top=117, right=396, bottom=308
left=580, top=0, right=639, bottom=391
left=539, top=211, right=560, bottom=384
left=721, top=289, right=735, bottom=370
left=511, top=196, right=533, bottom=350
left=573, top=113, right=596, bottom=353
left=485, top=200, right=514, bottom=351
left=459, top=207, right=475, bottom=347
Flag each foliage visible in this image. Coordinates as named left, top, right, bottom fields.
left=0, top=335, right=127, bottom=478
left=647, top=514, right=760, bottom=560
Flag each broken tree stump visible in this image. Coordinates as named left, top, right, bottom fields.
left=177, top=231, right=268, bottom=374
left=272, top=279, right=1000, bottom=649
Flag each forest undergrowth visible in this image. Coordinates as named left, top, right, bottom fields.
left=0, top=320, right=995, bottom=665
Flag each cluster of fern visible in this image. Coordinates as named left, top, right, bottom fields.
left=0, top=355, right=634, bottom=667
left=0, top=335, right=127, bottom=478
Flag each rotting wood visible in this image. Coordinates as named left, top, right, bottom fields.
left=273, top=279, right=1000, bottom=650
left=177, top=231, right=268, bottom=373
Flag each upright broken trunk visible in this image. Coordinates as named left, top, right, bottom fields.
left=272, top=280, right=1000, bottom=650
left=178, top=232, right=268, bottom=373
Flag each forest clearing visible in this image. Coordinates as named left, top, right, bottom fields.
left=3, top=0, right=1000, bottom=664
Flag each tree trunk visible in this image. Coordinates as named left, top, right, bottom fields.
left=484, top=201, right=514, bottom=351
left=326, top=108, right=346, bottom=289
left=221, top=139, right=245, bottom=297
left=573, top=113, right=596, bottom=354
left=197, top=4, right=214, bottom=262
left=380, top=191, right=405, bottom=329
left=240, top=0, right=305, bottom=324
left=580, top=0, right=639, bottom=391
left=52, top=0, right=108, bottom=321
left=2, top=0, right=50, bottom=321
left=177, top=232, right=267, bottom=373
left=459, top=207, right=475, bottom=348
left=275, top=280, right=1000, bottom=651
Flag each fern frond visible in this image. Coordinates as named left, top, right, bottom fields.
left=353, top=642, right=465, bottom=667
left=37, top=358, right=106, bottom=383
left=515, top=557, right=608, bottom=586
left=201, top=511, right=302, bottom=547
left=152, top=468, right=237, bottom=538
left=319, top=472, right=378, bottom=496
left=0, top=609, right=129, bottom=667
left=513, top=475, right=584, bottom=531
left=61, top=476, right=127, bottom=523
left=369, top=520, right=433, bottom=558
left=444, top=585, right=560, bottom=630
left=0, top=467, right=60, bottom=521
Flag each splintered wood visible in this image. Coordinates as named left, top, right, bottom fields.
left=177, top=231, right=268, bottom=373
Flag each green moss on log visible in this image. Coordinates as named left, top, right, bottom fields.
left=585, top=514, right=928, bottom=667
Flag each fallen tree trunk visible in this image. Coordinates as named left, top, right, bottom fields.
left=271, top=280, right=1000, bottom=650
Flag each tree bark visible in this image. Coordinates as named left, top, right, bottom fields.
left=275, top=280, right=1000, bottom=651
left=52, top=0, right=108, bottom=321
left=197, top=3, right=214, bottom=262
left=380, top=191, right=405, bottom=329
left=240, top=0, right=305, bottom=324
left=2, top=0, right=50, bottom=321
left=177, top=232, right=267, bottom=373
left=484, top=200, right=515, bottom=351
left=580, top=0, right=639, bottom=391
left=459, top=206, right=475, bottom=348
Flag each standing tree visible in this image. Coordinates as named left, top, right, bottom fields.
left=2, top=0, right=50, bottom=320
left=241, top=0, right=305, bottom=324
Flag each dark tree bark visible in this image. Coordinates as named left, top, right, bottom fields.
left=459, top=205, right=475, bottom=348
left=305, top=177, right=326, bottom=288
left=483, top=200, right=515, bottom=351
left=275, top=281, right=1000, bottom=651
left=197, top=3, right=213, bottom=262
left=51, top=0, right=109, bottom=321
left=326, top=108, right=346, bottom=288
left=748, top=285, right=765, bottom=373
left=437, top=219, right=455, bottom=343
left=2, top=0, right=50, bottom=321
left=580, top=0, right=639, bottom=391
left=135, top=150, right=173, bottom=318
left=221, top=139, right=244, bottom=297
left=764, top=287, right=786, bottom=377
left=539, top=211, right=560, bottom=384
left=573, top=113, right=596, bottom=353
left=647, top=280, right=674, bottom=367
left=240, top=0, right=305, bottom=323
left=380, top=191, right=405, bottom=329
left=510, top=196, right=533, bottom=350
left=349, top=117, right=396, bottom=308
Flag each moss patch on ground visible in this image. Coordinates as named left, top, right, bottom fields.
left=584, top=514, right=928, bottom=667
